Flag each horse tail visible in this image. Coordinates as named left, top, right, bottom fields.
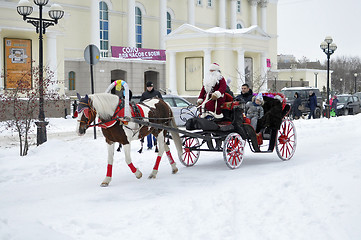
left=169, top=117, right=183, bottom=161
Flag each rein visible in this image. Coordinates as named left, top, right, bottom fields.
left=79, top=98, right=174, bottom=129
left=87, top=115, right=174, bottom=128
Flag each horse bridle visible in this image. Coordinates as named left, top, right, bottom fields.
left=75, top=99, right=97, bottom=128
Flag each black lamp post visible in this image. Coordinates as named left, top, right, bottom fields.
left=17, top=0, right=64, bottom=145
left=340, top=78, right=344, bottom=94
left=320, top=36, right=337, bottom=118
left=354, top=73, right=358, bottom=94
left=274, top=76, right=277, bottom=92
left=290, top=76, right=293, bottom=87
left=314, top=72, right=318, bottom=88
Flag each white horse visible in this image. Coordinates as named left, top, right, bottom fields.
left=75, top=93, right=183, bottom=186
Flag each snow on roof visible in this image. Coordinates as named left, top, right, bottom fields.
left=167, top=24, right=270, bottom=38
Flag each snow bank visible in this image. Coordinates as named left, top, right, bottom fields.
left=1, top=115, right=361, bottom=239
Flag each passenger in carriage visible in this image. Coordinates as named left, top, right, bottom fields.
left=234, top=83, right=254, bottom=103
left=197, top=63, right=227, bottom=119
left=245, top=93, right=264, bottom=130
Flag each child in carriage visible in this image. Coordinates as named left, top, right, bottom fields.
left=245, top=93, right=264, bottom=131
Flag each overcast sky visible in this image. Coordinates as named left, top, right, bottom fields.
left=277, top=0, right=361, bottom=62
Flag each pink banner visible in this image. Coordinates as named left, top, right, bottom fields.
left=267, top=58, right=271, bottom=68
left=111, top=46, right=166, bottom=61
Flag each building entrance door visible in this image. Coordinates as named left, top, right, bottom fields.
left=110, top=69, right=127, bottom=95
left=144, top=71, right=159, bottom=92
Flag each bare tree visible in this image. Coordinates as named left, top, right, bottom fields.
left=0, top=66, right=60, bottom=156
left=327, top=56, right=361, bottom=94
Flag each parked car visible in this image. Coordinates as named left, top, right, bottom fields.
left=334, top=94, right=361, bottom=116
left=353, top=92, right=361, bottom=107
left=132, top=95, right=197, bottom=126
left=281, top=87, right=323, bottom=118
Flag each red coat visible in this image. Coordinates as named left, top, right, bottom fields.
left=198, top=77, right=227, bottom=114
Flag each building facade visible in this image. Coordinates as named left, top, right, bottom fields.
left=0, top=0, right=278, bottom=97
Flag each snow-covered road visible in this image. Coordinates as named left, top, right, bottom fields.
left=1, top=115, right=360, bottom=240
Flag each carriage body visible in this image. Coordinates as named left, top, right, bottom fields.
left=180, top=93, right=297, bottom=169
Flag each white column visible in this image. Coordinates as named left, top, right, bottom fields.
left=0, top=29, right=3, bottom=91
left=219, top=0, right=226, bottom=28
left=249, top=0, right=258, bottom=26
left=237, top=49, right=245, bottom=93
left=159, top=0, right=167, bottom=49
left=260, top=0, right=268, bottom=32
left=46, top=32, right=58, bottom=92
left=188, top=0, right=195, bottom=25
left=260, top=52, right=268, bottom=92
left=90, top=0, right=100, bottom=49
left=169, top=52, right=177, bottom=95
left=203, top=49, right=212, bottom=76
left=230, top=0, right=237, bottom=29
left=128, top=0, right=136, bottom=47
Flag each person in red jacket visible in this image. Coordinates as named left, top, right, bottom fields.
left=197, top=63, right=227, bottom=119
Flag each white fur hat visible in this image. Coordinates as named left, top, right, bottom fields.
left=209, top=62, right=220, bottom=71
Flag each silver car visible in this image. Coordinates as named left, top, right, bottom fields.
left=132, top=94, right=197, bottom=126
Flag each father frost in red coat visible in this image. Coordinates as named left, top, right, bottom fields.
left=197, top=63, right=227, bottom=119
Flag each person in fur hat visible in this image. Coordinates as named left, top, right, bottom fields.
left=245, top=93, right=264, bottom=130
left=197, top=63, right=227, bottom=119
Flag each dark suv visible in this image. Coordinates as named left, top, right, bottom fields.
left=281, top=87, right=323, bottom=118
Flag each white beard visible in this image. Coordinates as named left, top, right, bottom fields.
left=204, top=71, right=222, bottom=93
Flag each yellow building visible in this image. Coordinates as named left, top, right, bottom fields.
left=0, top=0, right=278, bottom=97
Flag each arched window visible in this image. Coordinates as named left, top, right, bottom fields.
left=135, top=7, right=142, bottom=48
left=99, top=1, right=109, bottom=57
left=236, top=23, right=243, bottom=29
left=69, top=71, right=75, bottom=90
left=167, top=12, right=172, bottom=34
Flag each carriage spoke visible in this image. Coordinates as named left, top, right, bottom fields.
left=181, top=137, right=200, bottom=167
left=276, top=120, right=297, bottom=161
left=223, top=133, right=244, bottom=169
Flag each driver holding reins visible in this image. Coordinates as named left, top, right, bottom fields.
left=197, top=63, right=227, bottom=119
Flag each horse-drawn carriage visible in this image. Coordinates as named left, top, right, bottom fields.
left=179, top=93, right=297, bottom=169
left=75, top=91, right=296, bottom=186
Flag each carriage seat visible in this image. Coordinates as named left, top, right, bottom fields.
left=220, top=93, right=235, bottom=110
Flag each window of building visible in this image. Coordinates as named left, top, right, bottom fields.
left=167, top=12, right=172, bottom=34
left=236, top=23, right=242, bottom=29
left=207, top=0, right=212, bottom=7
left=237, top=0, right=241, bottom=13
left=99, top=1, right=109, bottom=57
left=196, top=0, right=202, bottom=6
left=69, top=71, right=75, bottom=90
left=135, top=7, right=142, bottom=48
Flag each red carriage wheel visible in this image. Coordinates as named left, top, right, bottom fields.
left=181, top=137, right=200, bottom=167
left=223, top=133, right=245, bottom=169
left=276, top=119, right=297, bottom=161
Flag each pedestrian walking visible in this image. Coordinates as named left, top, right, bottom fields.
left=292, top=92, right=302, bottom=119
left=307, top=91, right=317, bottom=119
left=140, top=81, right=163, bottom=151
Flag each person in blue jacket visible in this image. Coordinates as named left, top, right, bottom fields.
left=307, top=91, right=317, bottom=119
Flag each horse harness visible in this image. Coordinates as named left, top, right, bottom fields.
left=77, top=97, right=173, bottom=136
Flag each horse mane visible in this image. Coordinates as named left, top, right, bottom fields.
left=89, top=93, right=119, bottom=120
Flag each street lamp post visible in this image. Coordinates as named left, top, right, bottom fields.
left=274, top=76, right=277, bottom=92
left=320, top=36, right=337, bottom=118
left=340, top=78, right=344, bottom=94
left=17, top=0, right=64, bottom=145
left=354, top=73, right=358, bottom=94
left=290, top=76, right=293, bottom=87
